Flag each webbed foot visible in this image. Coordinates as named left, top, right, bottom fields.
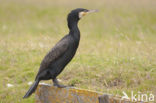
left=53, top=78, right=66, bottom=88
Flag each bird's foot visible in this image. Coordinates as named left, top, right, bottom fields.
left=53, top=83, right=66, bottom=88
left=53, top=78, right=67, bottom=88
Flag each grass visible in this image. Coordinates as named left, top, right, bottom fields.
left=0, top=0, right=156, bottom=102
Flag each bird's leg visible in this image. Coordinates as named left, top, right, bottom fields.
left=52, top=78, right=66, bottom=88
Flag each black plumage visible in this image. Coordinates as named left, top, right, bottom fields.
left=23, top=8, right=97, bottom=98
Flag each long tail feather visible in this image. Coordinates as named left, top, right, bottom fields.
left=23, top=80, right=39, bottom=98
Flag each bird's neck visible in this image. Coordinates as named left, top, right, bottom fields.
left=68, top=21, right=80, bottom=40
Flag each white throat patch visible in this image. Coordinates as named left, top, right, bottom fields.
left=79, top=12, right=87, bottom=19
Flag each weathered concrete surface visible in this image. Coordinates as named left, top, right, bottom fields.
left=35, top=84, right=138, bottom=103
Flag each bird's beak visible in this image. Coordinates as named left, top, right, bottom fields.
left=79, top=9, right=98, bottom=19
left=87, top=9, right=98, bottom=14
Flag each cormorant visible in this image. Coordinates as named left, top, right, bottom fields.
left=23, top=8, right=97, bottom=98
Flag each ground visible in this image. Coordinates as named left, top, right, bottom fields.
left=0, top=0, right=156, bottom=102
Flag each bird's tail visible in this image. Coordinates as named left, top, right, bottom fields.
left=23, top=80, right=39, bottom=99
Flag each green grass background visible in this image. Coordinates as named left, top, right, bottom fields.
left=0, top=0, right=156, bottom=102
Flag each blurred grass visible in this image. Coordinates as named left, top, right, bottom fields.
left=0, top=0, right=156, bottom=102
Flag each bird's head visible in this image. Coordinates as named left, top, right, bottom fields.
left=67, top=8, right=98, bottom=22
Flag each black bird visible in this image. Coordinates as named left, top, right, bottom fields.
left=23, top=8, right=97, bottom=98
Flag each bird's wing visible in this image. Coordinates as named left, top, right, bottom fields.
left=37, top=37, right=69, bottom=75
